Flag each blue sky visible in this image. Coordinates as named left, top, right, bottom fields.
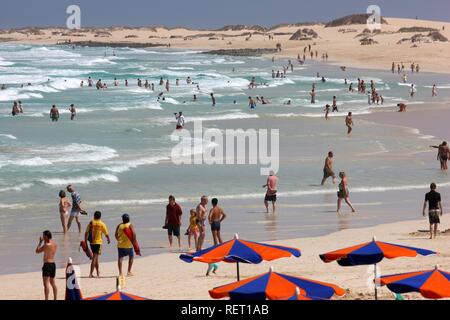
left=1, top=0, right=449, bottom=29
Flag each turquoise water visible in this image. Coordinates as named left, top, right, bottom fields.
left=1, top=44, right=450, bottom=273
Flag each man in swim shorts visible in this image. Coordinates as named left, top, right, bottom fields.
left=165, top=195, right=183, bottom=250
left=85, top=211, right=110, bottom=278
left=263, top=171, right=278, bottom=214
left=115, top=213, right=137, bottom=276
left=35, top=230, right=57, bottom=300
left=321, top=151, right=336, bottom=185
left=50, top=105, right=59, bottom=122
left=423, top=183, right=443, bottom=239
left=208, top=198, right=227, bottom=246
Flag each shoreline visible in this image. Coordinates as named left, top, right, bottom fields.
left=1, top=218, right=448, bottom=300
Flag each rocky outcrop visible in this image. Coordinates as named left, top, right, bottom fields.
left=215, top=25, right=267, bottom=32
left=289, top=28, right=319, bottom=40
left=325, top=14, right=387, bottom=27
left=397, top=26, right=438, bottom=33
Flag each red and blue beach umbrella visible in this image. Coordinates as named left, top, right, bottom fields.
left=180, top=234, right=301, bottom=280
left=209, top=267, right=345, bottom=300
left=319, top=237, right=436, bottom=299
left=319, top=237, right=436, bottom=266
left=84, top=291, right=148, bottom=300
left=379, top=265, right=450, bottom=299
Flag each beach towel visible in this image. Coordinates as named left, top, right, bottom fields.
left=123, top=227, right=141, bottom=256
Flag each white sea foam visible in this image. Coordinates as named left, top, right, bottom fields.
left=0, top=134, right=17, bottom=140
left=0, top=183, right=34, bottom=193
left=40, top=174, right=119, bottom=186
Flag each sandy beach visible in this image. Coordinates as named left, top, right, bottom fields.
left=1, top=218, right=448, bottom=300
left=1, top=12, right=450, bottom=301
left=1, top=17, right=449, bottom=74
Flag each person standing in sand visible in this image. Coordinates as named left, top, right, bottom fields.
left=165, top=195, right=183, bottom=250
left=263, top=171, right=278, bottom=214
left=423, top=183, right=443, bottom=239
left=115, top=213, right=136, bottom=276
left=85, top=211, right=110, bottom=278
left=208, top=198, right=227, bottom=246
left=321, top=151, right=336, bottom=185
left=58, top=190, right=71, bottom=234
left=67, top=185, right=85, bottom=233
left=337, top=172, right=356, bottom=214
left=35, top=230, right=57, bottom=300
left=196, top=195, right=209, bottom=251
left=345, top=112, right=353, bottom=135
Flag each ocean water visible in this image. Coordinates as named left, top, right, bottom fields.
left=1, top=44, right=450, bottom=274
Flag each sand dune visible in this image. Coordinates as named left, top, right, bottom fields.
left=1, top=17, right=449, bottom=73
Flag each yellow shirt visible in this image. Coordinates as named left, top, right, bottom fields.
left=117, top=223, right=133, bottom=249
left=87, top=220, right=108, bottom=245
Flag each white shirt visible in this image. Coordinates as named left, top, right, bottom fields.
left=176, top=115, right=185, bottom=127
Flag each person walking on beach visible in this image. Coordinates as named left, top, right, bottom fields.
left=115, top=214, right=136, bottom=276
left=337, top=172, right=356, bottom=214
left=324, top=104, right=330, bottom=120
left=431, top=142, right=450, bottom=170
left=67, top=185, right=85, bottom=233
left=423, top=183, right=443, bottom=239
left=208, top=198, right=227, bottom=246
left=165, top=195, right=183, bottom=250
left=321, top=151, right=336, bottom=185
left=50, top=105, right=59, bottom=122
left=35, top=230, right=57, bottom=300
left=58, top=190, right=71, bottom=234
left=332, top=96, right=338, bottom=112
left=263, top=171, right=278, bottom=214
left=432, top=84, right=437, bottom=97
left=410, top=84, right=416, bottom=97
left=69, top=104, right=76, bottom=120
left=196, top=195, right=209, bottom=251
left=345, top=112, right=353, bottom=135
left=85, top=211, right=110, bottom=278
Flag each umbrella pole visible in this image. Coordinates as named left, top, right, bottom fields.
left=236, top=262, right=240, bottom=281
left=374, top=263, right=378, bottom=300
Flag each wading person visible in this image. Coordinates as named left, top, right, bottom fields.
left=337, top=172, right=356, bottom=214
left=263, top=171, right=278, bottom=214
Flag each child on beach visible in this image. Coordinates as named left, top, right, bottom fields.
left=186, top=209, right=199, bottom=251
left=206, top=263, right=219, bottom=276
